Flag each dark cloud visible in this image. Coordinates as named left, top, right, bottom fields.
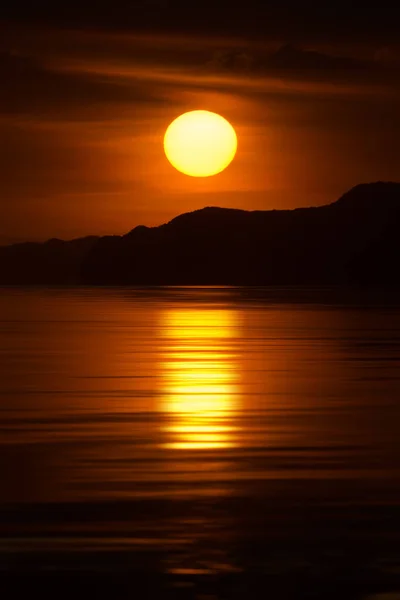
left=3, top=25, right=399, bottom=124
left=0, top=49, right=169, bottom=119
left=204, top=43, right=399, bottom=76
left=264, top=44, right=366, bottom=71
left=205, top=50, right=256, bottom=72
left=201, top=43, right=400, bottom=99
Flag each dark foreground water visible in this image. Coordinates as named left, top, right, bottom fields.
left=1, top=287, right=400, bottom=598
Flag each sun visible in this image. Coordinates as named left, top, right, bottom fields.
left=164, top=110, right=237, bottom=177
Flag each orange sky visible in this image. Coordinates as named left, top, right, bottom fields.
left=1, top=26, right=400, bottom=242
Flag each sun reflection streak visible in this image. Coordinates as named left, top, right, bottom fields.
left=160, top=308, right=240, bottom=450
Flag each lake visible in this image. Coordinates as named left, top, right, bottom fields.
left=1, top=286, right=400, bottom=598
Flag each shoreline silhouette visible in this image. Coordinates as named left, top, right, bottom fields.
left=1, top=182, right=399, bottom=286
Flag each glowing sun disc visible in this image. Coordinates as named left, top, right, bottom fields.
left=164, top=110, right=237, bottom=177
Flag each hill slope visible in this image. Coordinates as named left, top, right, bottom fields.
left=1, top=182, right=400, bottom=285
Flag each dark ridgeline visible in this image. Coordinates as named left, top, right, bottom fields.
left=1, top=182, right=400, bottom=285
left=0, top=236, right=99, bottom=285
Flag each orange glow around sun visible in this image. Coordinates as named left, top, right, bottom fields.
left=164, top=110, right=237, bottom=177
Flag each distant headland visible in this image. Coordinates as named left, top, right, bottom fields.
left=1, top=182, right=400, bottom=286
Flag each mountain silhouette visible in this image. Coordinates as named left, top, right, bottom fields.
left=1, top=182, right=400, bottom=286
left=0, top=236, right=98, bottom=284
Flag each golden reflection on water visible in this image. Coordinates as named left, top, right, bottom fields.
left=160, top=308, right=240, bottom=450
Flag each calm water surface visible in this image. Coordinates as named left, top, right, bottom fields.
left=1, top=287, right=400, bottom=595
